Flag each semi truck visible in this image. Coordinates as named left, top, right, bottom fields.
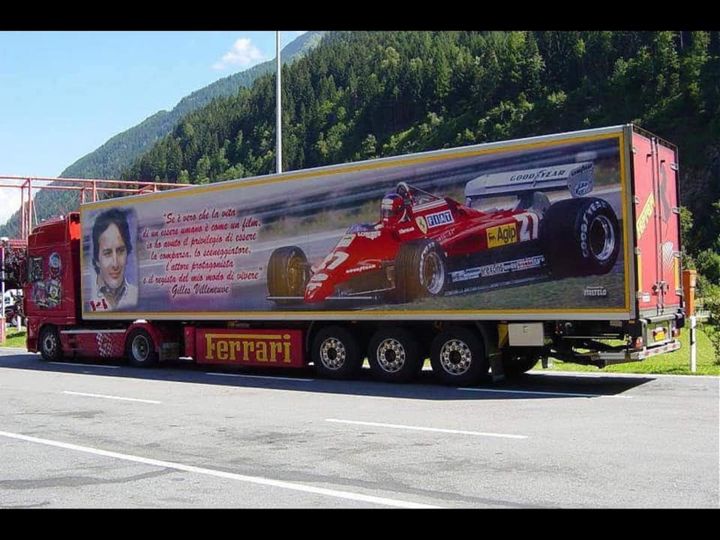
left=23, top=124, right=684, bottom=385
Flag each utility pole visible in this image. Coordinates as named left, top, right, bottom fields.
left=276, top=31, right=282, bottom=174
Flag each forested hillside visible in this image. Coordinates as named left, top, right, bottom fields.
left=0, top=31, right=325, bottom=238
left=3, top=31, right=718, bottom=290
left=121, top=31, right=719, bottom=289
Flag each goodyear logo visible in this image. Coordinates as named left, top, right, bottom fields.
left=205, top=333, right=293, bottom=363
left=486, top=223, right=518, bottom=248
left=426, top=210, right=454, bottom=228
left=636, top=192, right=655, bottom=239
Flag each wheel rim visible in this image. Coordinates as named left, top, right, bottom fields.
left=375, top=338, right=406, bottom=373
left=287, top=254, right=304, bottom=294
left=421, top=250, right=445, bottom=294
left=439, top=338, right=472, bottom=375
left=43, top=333, right=56, bottom=356
left=589, top=215, right=615, bottom=262
left=132, top=335, right=150, bottom=363
left=319, top=337, right=346, bottom=370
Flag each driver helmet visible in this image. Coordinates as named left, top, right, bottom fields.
left=381, top=193, right=406, bottom=224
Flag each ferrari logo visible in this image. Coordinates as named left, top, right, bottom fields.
left=415, top=216, right=428, bottom=234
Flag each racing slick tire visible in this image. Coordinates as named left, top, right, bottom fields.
left=541, top=197, right=620, bottom=277
left=312, top=326, right=363, bottom=380
left=430, top=326, right=489, bottom=386
left=367, top=327, right=424, bottom=383
left=39, top=325, right=63, bottom=362
left=126, top=328, right=158, bottom=368
left=267, top=246, right=309, bottom=303
left=395, top=240, right=447, bottom=303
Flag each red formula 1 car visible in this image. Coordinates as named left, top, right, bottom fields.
left=267, top=163, right=620, bottom=306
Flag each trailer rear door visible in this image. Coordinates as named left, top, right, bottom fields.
left=632, top=128, right=682, bottom=317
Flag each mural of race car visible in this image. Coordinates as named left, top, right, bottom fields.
left=267, top=162, right=620, bottom=306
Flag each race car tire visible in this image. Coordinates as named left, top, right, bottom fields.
left=541, top=197, right=620, bottom=277
left=367, top=327, right=423, bottom=383
left=395, top=240, right=447, bottom=303
left=39, top=325, right=63, bottom=362
left=126, top=328, right=158, bottom=368
left=502, top=348, right=540, bottom=378
left=267, top=246, right=309, bottom=302
left=430, top=326, right=489, bottom=386
left=312, top=326, right=363, bottom=380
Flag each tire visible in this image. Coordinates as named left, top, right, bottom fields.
left=502, top=348, right=540, bottom=378
left=430, top=326, right=488, bottom=386
left=367, top=327, right=423, bottom=383
left=395, top=239, right=447, bottom=303
left=267, top=246, right=309, bottom=302
left=126, top=328, right=158, bottom=367
left=541, top=197, right=620, bottom=277
left=311, top=326, right=363, bottom=379
left=39, top=325, right=63, bottom=362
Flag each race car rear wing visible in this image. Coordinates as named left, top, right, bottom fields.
left=464, top=162, right=594, bottom=202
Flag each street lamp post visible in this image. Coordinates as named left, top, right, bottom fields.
left=0, top=237, right=7, bottom=344
left=276, top=30, right=282, bottom=174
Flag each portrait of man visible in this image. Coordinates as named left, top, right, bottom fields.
left=89, top=208, right=138, bottom=311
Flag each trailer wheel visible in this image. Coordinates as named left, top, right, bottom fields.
left=367, top=327, right=423, bottom=382
left=541, top=197, right=620, bottom=277
left=267, top=246, right=309, bottom=302
left=430, top=326, right=488, bottom=386
left=312, top=326, right=362, bottom=379
left=502, top=348, right=540, bottom=378
left=395, top=240, right=447, bottom=303
left=39, top=325, right=63, bottom=362
left=126, top=329, right=158, bottom=367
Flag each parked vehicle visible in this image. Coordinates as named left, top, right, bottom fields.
left=23, top=125, right=683, bottom=385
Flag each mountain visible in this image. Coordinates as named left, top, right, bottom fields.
left=60, top=31, right=325, bottom=179
left=120, top=30, right=720, bottom=272
left=0, top=31, right=324, bottom=238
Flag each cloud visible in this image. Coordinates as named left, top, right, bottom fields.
left=213, top=38, right=268, bottom=71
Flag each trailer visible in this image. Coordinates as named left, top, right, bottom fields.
left=23, top=124, right=684, bottom=385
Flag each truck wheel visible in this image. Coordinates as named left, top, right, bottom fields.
left=312, top=326, right=362, bottom=379
left=430, top=326, right=488, bottom=386
left=39, top=325, right=63, bottom=362
left=395, top=240, right=447, bottom=303
left=502, top=348, right=540, bottom=378
left=541, top=197, right=620, bottom=277
left=367, top=327, right=423, bottom=382
left=267, top=246, right=309, bottom=302
left=126, top=329, right=158, bottom=367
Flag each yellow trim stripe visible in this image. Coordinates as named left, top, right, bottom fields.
left=619, top=131, right=631, bottom=312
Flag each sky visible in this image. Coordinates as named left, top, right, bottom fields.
left=0, top=30, right=306, bottom=228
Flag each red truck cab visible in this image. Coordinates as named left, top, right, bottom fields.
left=25, top=213, right=81, bottom=355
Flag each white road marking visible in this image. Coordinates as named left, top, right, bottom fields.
left=63, top=391, right=161, bottom=404
left=0, top=430, right=439, bottom=509
left=206, top=373, right=314, bottom=382
left=326, top=419, right=527, bottom=439
left=50, top=362, right=119, bottom=369
left=459, top=388, right=633, bottom=399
